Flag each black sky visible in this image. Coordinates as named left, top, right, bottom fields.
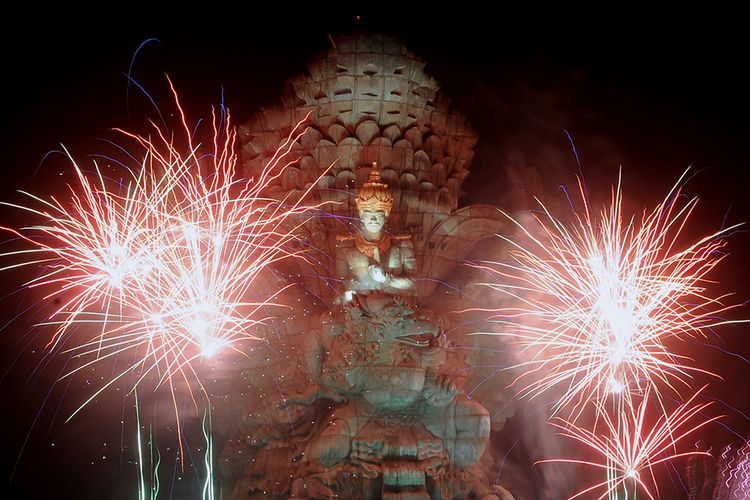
left=1, top=9, right=749, bottom=499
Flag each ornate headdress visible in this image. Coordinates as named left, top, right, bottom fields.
left=355, top=162, right=393, bottom=216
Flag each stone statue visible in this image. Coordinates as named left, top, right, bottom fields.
left=336, top=162, right=416, bottom=298
left=217, top=33, right=516, bottom=500
left=269, top=165, right=497, bottom=499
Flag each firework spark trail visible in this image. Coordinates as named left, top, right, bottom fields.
left=1, top=81, right=328, bottom=425
left=718, top=440, right=750, bottom=498
left=539, top=387, right=718, bottom=500
left=470, top=171, right=742, bottom=417
left=1, top=152, right=159, bottom=350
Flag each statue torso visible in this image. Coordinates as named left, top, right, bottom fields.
left=336, top=232, right=416, bottom=294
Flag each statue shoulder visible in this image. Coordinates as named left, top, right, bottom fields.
left=393, top=233, right=414, bottom=249
left=335, top=234, right=356, bottom=250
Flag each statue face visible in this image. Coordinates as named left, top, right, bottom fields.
left=359, top=209, right=386, bottom=234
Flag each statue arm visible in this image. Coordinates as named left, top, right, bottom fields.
left=452, top=400, right=491, bottom=467
left=335, top=244, right=350, bottom=281
left=400, top=238, right=417, bottom=276
left=336, top=241, right=378, bottom=293
left=382, top=238, right=416, bottom=290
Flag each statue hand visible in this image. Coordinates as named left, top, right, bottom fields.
left=336, top=290, right=354, bottom=303
left=421, top=455, right=447, bottom=478
left=351, top=439, right=385, bottom=462
left=388, top=276, right=413, bottom=289
left=417, top=438, right=447, bottom=461
left=369, top=265, right=387, bottom=283
left=424, top=375, right=459, bottom=407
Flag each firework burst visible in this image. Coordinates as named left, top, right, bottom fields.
left=472, top=171, right=741, bottom=416
left=540, top=387, right=718, bottom=500
left=1, top=81, right=326, bottom=421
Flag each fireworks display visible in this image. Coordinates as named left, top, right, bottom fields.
left=540, top=388, right=717, bottom=499
left=1, top=21, right=748, bottom=500
left=473, top=172, right=741, bottom=416
left=1, top=81, right=324, bottom=420
left=470, top=170, right=745, bottom=499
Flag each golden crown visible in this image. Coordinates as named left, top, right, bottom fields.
left=355, top=162, right=393, bottom=215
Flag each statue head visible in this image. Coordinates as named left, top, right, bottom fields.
left=356, top=162, right=393, bottom=238
left=359, top=208, right=387, bottom=237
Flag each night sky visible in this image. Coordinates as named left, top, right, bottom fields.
left=1, top=10, right=749, bottom=499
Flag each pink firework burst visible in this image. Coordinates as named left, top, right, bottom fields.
left=472, top=171, right=742, bottom=416
left=540, top=387, right=719, bottom=500
left=1, top=81, right=327, bottom=423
